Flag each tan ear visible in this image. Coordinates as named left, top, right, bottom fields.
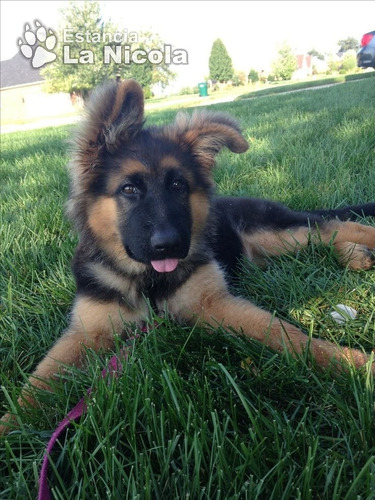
left=72, top=79, right=145, bottom=171
left=169, top=110, right=249, bottom=168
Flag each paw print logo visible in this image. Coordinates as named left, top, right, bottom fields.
left=18, top=20, right=57, bottom=68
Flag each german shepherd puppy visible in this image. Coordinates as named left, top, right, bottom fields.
left=1, top=79, right=375, bottom=433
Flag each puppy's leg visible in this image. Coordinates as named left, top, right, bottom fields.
left=322, top=220, right=375, bottom=270
left=240, top=220, right=375, bottom=270
left=167, top=263, right=374, bottom=373
left=216, top=197, right=375, bottom=270
left=0, top=296, right=145, bottom=434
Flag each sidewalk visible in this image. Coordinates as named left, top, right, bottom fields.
left=0, top=114, right=81, bottom=134
left=0, top=93, right=239, bottom=134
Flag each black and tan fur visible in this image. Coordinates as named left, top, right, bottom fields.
left=1, top=79, right=375, bottom=433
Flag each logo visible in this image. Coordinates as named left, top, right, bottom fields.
left=18, top=21, right=57, bottom=68
left=18, top=20, right=188, bottom=68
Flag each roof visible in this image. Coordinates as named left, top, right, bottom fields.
left=0, top=52, right=44, bottom=89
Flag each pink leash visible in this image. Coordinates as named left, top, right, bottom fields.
left=38, top=335, right=140, bottom=500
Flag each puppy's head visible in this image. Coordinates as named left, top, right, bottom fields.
left=68, top=80, right=248, bottom=274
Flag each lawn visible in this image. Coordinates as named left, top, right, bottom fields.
left=1, top=78, right=375, bottom=499
left=235, top=71, right=375, bottom=101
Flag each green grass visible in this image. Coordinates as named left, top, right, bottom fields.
left=236, top=71, right=375, bottom=100
left=1, top=78, right=375, bottom=499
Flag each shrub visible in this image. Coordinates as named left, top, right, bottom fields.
left=248, top=68, right=259, bottom=83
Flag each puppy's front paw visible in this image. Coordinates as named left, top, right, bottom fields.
left=334, top=242, right=375, bottom=270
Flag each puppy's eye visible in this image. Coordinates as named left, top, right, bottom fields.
left=121, top=184, right=137, bottom=196
left=172, top=179, right=184, bottom=190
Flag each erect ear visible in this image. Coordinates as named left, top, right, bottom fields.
left=72, top=79, right=145, bottom=170
left=169, top=110, right=249, bottom=169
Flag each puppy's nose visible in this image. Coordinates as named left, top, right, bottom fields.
left=151, top=228, right=181, bottom=253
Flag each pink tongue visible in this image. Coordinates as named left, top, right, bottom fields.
left=151, top=258, right=179, bottom=273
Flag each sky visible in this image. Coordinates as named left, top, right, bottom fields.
left=1, top=0, right=374, bottom=90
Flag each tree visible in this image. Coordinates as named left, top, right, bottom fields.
left=248, top=68, right=259, bottom=83
left=41, top=1, right=116, bottom=100
left=338, top=37, right=359, bottom=53
left=42, top=1, right=175, bottom=100
left=271, top=42, right=297, bottom=81
left=126, top=41, right=154, bottom=98
left=307, top=48, right=324, bottom=60
left=327, top=54, right=341, bottom=74
left=208, top=39, right=234, bottom=83
left=131, top=31, right=176, bottom=91
left=340, top=50, right=357, bottom=74
left=232, top=71, right=247, bottom=86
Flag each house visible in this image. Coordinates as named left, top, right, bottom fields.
left=0, top=51, right=75, bottom=128
left=292, top=54, right=313, bottom=80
